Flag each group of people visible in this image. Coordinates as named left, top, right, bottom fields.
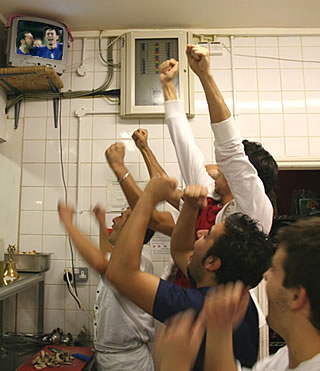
left=17, top=27, right=63, bottom=59
left=58, top=44, right=320, bottom=371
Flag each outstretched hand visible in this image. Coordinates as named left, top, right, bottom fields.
left=183, top=185, right=208, bottom=210
left=154, top=310, right=206, bottom=371
left=186, top=44, right=210, bottom=77
left=160, top=59, right=178, bottom=85
left=58, top=201, right=74, bottom=226
left=93, top=204, right=106, bottom=226
left=132, top=128, right=149, bottom=151
left=105, top=142, right=125, bottom=170
left=144, top=176, right=178, bottom=205
left=204, top=281, right=249, bottom=331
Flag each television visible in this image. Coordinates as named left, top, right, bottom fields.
left=6, top=15, right=69, bottom=75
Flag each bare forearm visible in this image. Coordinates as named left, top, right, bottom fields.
left=99, top=224, right=112, bottom=255
left=171, top=203, right=198, bottom=272
left=63, top=222, right=108, bottom=274
left=198, top=72, right=231, bottom=124
left=162, top=81, right=177, bottom=101
left=140, top=145, right=167, bottom=178
left=205, top=326, right=237, bottom=371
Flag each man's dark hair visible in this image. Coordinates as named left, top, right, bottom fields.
left=143, top=228, right=155, bottom=244
left=242, top=140, right=278, bottom=194
left=204, top=213, right=273, bottom=288
left=276, top=217, right=320, bottom=331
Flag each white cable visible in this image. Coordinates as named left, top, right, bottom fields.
left=65, top=269, right=95, bottom=321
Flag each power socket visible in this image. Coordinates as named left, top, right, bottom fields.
left=64, top=267, right=88, bottom=283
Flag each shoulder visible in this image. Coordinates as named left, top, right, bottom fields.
left=152, top=280, right=208, bottom=322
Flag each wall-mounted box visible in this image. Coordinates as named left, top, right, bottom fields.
left=120, top=30, right=194, bottom=118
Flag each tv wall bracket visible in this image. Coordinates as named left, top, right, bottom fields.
left=0, top=66, right=64, bottom=129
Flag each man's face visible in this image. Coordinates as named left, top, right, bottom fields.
left=205, top=164, right=231, bottom=197
left=109, top=209, right=132, bottom=245
left=45, top=29, right=59, bottom=48
left=264, top=246, right=290, bottom=333
left=23, top=33, right=34, bottom=50
left=187, top=222, right=225, bottom=286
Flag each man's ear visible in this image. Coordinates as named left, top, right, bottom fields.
left=291, top=286, right=308, bottom=311
left=204, top=256, right=221, bottom=272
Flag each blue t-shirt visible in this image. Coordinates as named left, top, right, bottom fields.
left=153, top=279, right=259, bottom=371
left=32, top=44, right=63, bottom=60
left=17, top=48, right=30, bottom=55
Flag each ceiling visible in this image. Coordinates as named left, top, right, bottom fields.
left=0, top=0, right=320, bottom=32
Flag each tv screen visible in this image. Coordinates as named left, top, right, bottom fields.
left=6, top=16, right=69, bottom=75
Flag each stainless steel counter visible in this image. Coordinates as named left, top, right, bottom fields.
left=0, top=272, right=45, bottom=335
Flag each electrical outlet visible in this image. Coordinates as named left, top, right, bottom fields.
left=64, top=267, right=88, bottom=283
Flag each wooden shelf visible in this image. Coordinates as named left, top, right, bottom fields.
left=0, top=66, right=63, bottom=94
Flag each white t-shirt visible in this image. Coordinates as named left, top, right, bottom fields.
left=94, top=246, right=155, bottom=370
left=239, top=346, right=320, bottom=371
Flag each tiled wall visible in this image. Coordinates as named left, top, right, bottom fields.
left=11, top=33, right=320, bottom=336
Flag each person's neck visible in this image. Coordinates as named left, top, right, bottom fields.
left=48, top=44, right=56, bottom=50
left=285, top=323, right=320, bottom=368
left=221, top=193, right=233, bottom=206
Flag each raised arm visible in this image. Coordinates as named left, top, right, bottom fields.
left=203, top=282, right=249, bottom=371
left=132, top=128, right=183, bottom=210
left=187, top=44, right=273, bottom=233
left=58, top=202, right=108, bottom=274
left=160, top=59, right=216, bottom=198
left=106, top=176, right=179, bottom=315
left=93, top=204, right=112, bottom=256
left=171, top=185, right=208, bottom=276
left=105, top=142, right=176, bottom=236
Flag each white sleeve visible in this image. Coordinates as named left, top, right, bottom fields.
left=211, top=117, right=273, bottom=233
left=165, top=100, right=216, bottom=198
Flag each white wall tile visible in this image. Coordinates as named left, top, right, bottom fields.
left=21, top=187, right=44, bottom=210
left=303, top=69, right=320, bottom=90
left=284, top=114, right=308, bottom=137
left=282, top=91, right=306, bottom=113
left=23, top=141, right=45, bottom=163
left=285, top=137, right=309, bottom=157
left=260, top=137, right=285, bottom=157
left=211, top=69, right=233, bottom=91
left=20, top=210, right=43, bottom=234
left=44, top=187, right=66, bottom=210
left=235, top=69, right=257, bottom=91
left=92, top=97, right=120, bottom=113
left=72, top=71, right=95, bottom=91
left=91, top=187, right=107, bottom=209
left=279, top=47, right=302, bottom=68
left=24, top=118, right=47, bottom=139
left=44, top=309, right=65, bottom=333
left=260, top=114, right=284, bottom=137
left=194, top=92, right=209, bottom=114
left=256, top=47, right=280, bottom=68
left=46, top=140, right=68, bottom=163
left=278, top=37, right=301, bottom=47
left=235, top=114, right=260, bottom=138
left=211, top=49, right=232, bottom=69
left=17, top=308, right=37, bottom=333
left=65, top=309, right=90, bottom=336
left=19, top=234, right=42, bottom=252
left=259, top=91, right=283, bottom=113
left=92, top=139, right=114, bottom=162
left=257, top=69, right=281, bottom=91
left=43, top=211, right=65, bottom=235
left=45, top=285, right=65, bottom=310
left=65, top=285, right=90, bottom=311
left=281, top=69, right=305, bottom=91
left=307, top=114, right=320, bottom=136
left=234, top=37, right=255, bottom=47
left=45, top=164, right=65, bottom=187
left=147, top=139, right=164, bottom=163
left=302, top=47, right=320, bottom=68
left=43, top=235, right=66, bottom=259
left=306, top=92, right=320, bottom=113
left=189, top=116, right=212, bottom=138
left=255, top=37, right=278, bottom=47
left=309, top=137, right=320, bottom=156
left=301, top=36, right=320, bottom=47
left=92, top=116, right=116, bottom=139
left=195, top=138, right=213, bottom=163
left=116, top=119, right=139, bottom=139
left=45, top=260, right=67, bottom=284
left=234, top=47, right=256, bottom=68
left=236, top=91, right=259, bottom=113
left=46, top=117, right=69, bottom=139
left=25, top=100, right=48, bottom=117
left=92, top=163, right=114, bottom=186
left=139, top=120, right=164, bottom=138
